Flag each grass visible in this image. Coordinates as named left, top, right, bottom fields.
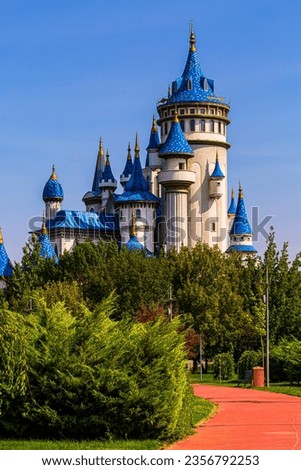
left=0, top=439, right=162, bottom=450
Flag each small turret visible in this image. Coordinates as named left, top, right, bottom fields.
left=82, top=138, right=105, bottom=212
left=99, top=150, right=117, bottom=209
left=39, top=217, right=58, bottom=263
left=120, top=143, right=133, bottom=187
left=43, top=165, right=64, bottom=220
left=226, top=183, right=257, bottom=256
left=146, top=116, right=161, bottom=169
left=209, top=153, right=225, bottom=198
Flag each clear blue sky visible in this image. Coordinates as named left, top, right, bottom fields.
left=1, top=0, right=300, bottom=262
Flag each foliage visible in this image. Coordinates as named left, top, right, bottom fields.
left=0, top=295, right=193, bottom=441
left=270, top=338, right=301, bottom=384
left=236, top=350, right=262, bottom=380
left=212, top=352, right=235, bottom=380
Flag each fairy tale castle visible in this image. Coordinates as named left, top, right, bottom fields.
left=0, top=28, right=257, bottom=277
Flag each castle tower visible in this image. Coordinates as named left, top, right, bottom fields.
left=82, top=137, right=105, bottom=213
left=120, top=143, right=133, bottom=187
left=43, top=165, right=64, bottom=221
left=143, top=116, right=162, bottom=198
left=99, top=150, right=117, bottom=210
left=226, top=183, right=257, bottom=257
left=115, top=134, right=159, bottom=252
left=158, top=113, right=195, bottom=250
left=156, top=28, right=230, bottom=251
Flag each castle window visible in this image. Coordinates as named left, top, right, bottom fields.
left=200, top=108, right=205, bottom=114
left=190, top=119, right=195, bottom=131
left=179, top=162, right=185, bottom=170
left=180, top=120, right=185, bottom=131
left=171, top=109, right=175, bottom=115
left=211, top=222, right=216, bottom=232
left=180, top=108, right=185, bottom=115
left=136, top=209, right=141, bottom=218
left=187, top=79, right=193, bottom=90
left=90, top=207, right=95, bottom=212
left=164, top=122, right=168, bottom=135
left=210, top=120, right=214, bottom=132
left=190, top=108, right=195, bottom=114
left=218, top=122, right=222, bottom=133
left=164, top=111, right=168, bottom=117
left=210, top=109, right=215, bottom=115
left=200, top=120, right=205, bottom=132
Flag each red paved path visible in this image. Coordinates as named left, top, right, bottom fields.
left=170, top=385, right=301, bottom=450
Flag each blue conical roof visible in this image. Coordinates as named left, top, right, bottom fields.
left=230, top=185, right=252, bottom=235
left=126, top=234, right=144, bottom=251
left=39, top=223, right=58, bottom=263
left=0, top=229, right=13, bottom=276
left=43, top=165, right=64, bottom=201
left=101, top=151, right=117, bottom=184
left=228, top=188, right=236, bottom=215
left=146, top=116, right=160, bottom=151
left=165, top=31, right=226, bottom=105
left=92, top=138, right=105, bottom=193
left=210, top=155, right=225, bottom=179
left=121, top=143, right=133, bottom=178
left=159, top=117, right=193, bottom=157
left=116, top=136, right=160, bottom=204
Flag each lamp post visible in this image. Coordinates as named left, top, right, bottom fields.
left=266, top=260, right=270, bottom=387
left=199, top=333, right=203, bottom=382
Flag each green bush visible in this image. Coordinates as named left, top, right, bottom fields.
left=212, top=352, right=235, bottom=380
left=0, top=294, right=193, bottom=441
left=236, top=350, right=262, bottom=380
left=271, top=339, right=301, bottom=384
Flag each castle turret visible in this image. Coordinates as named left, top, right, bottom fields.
left=125, top=212, right=145, bottom=251
left=82, top=138, right=105, bottom=212
left=120, top=143, right=133, bottom=187
left=227, top=187, right=236, bottom=232
left=158, top=112, right=195, bottom=250
left=226, top=183, right=257, bottom=257
left=157, top=27, right=230, bottom=252
left=43, top=165, right=64, bottom=221
left=115, top=134, right=159, bottom=252
left=143, top=116, right=162, bottom=197
left=209, top=153, right=225, bottom=198
left=39, top=218, right=58, bottom=263
left=99, top=150, right=117, bottom=209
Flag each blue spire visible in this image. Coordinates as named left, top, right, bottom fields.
left=159, top=114, right=193, bottom=157
left=39, top=221, right=58, bottom=263
left=121, top=143, right=133, bottom=178
left=43, top=165, right=64, bottom=201
left=211, top=154, right=225, bottom=179
left=125, top=135, right=149, bottom=192
left=228, top=188, right=236, bottom=215
left=92, top=138, right=105, bottom=193
left=230, top=184, right=252, bottom=235
left=146, top=116, right=160, bottom=151
left=165, top=30, right=225, bottom=105
left=0, top=229, right=13, bottom=276
left=101, top=151, right=117, bottom=184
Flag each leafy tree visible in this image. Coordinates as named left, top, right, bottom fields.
left=212, top=352, right=235, bottom=380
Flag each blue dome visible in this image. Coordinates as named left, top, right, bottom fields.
left=226, top=245, right=257, bottom=254
left=159, top=118, right=193, bottom=157
left=43, top=166, right=64, bottom=201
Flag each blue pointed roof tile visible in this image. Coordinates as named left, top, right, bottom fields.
left=121, top=144, right=133, bottom=178
left=101, top=152, right=117, bottom=184
left=211, top=155, right=225, bottom=178
left=230, top=185, right=252, bottom=235
left=0, top=230, right=13, bottom=276
left=146, top=117, right=160, bottom=151
left=159, top=117, right=193, bottom=157
left=228, top=189, right=236, bottom=215
left=92, top=138, right=105, bottom=193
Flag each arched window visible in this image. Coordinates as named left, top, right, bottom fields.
left=210, top=120, right=214, bottom=132
left=190, top=119, right=195, bottom=131
left=136, top=209, right=141, bottom=218
left=218, top=122, right=222, bottom=133
left=164, top=122, right=168, bottom=135
left=200, top=120, right=205, bottom=132
left=180, top=120, right=185, bottom=131
left=90, top=207, right=95, bottom=212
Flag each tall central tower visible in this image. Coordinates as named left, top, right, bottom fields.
left=156, top=30, right=230, bottom=252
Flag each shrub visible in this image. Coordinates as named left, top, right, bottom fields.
left=212, top=352, right=235, bottom=380
left=236, top=350, right=262, bottom=380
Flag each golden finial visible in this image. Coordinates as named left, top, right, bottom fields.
left=41, top=213, right=48, bottom=235
left=174, top=108, right=179, bottom=123
left=189, top=20, right=196, bottom=52
left=130, top=211, right=137, bottom=237
left=98, top=137, right=104, bottom=155
left=238, top=182, right=244, bottom=199
left=51, top=164, right=57, bottom=180
left=105, top=149, right=110, bottom=165
left=127, top=142, right=132, bottom=160
left=151, top=115, right=157, bottom=133
left=134, top=133, right=140, bottom=157
left=231, top=187, right=235, bottom=199
left=0, top=227, right=3, bottom=244
left=216, top=151, right=219, bottom=162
